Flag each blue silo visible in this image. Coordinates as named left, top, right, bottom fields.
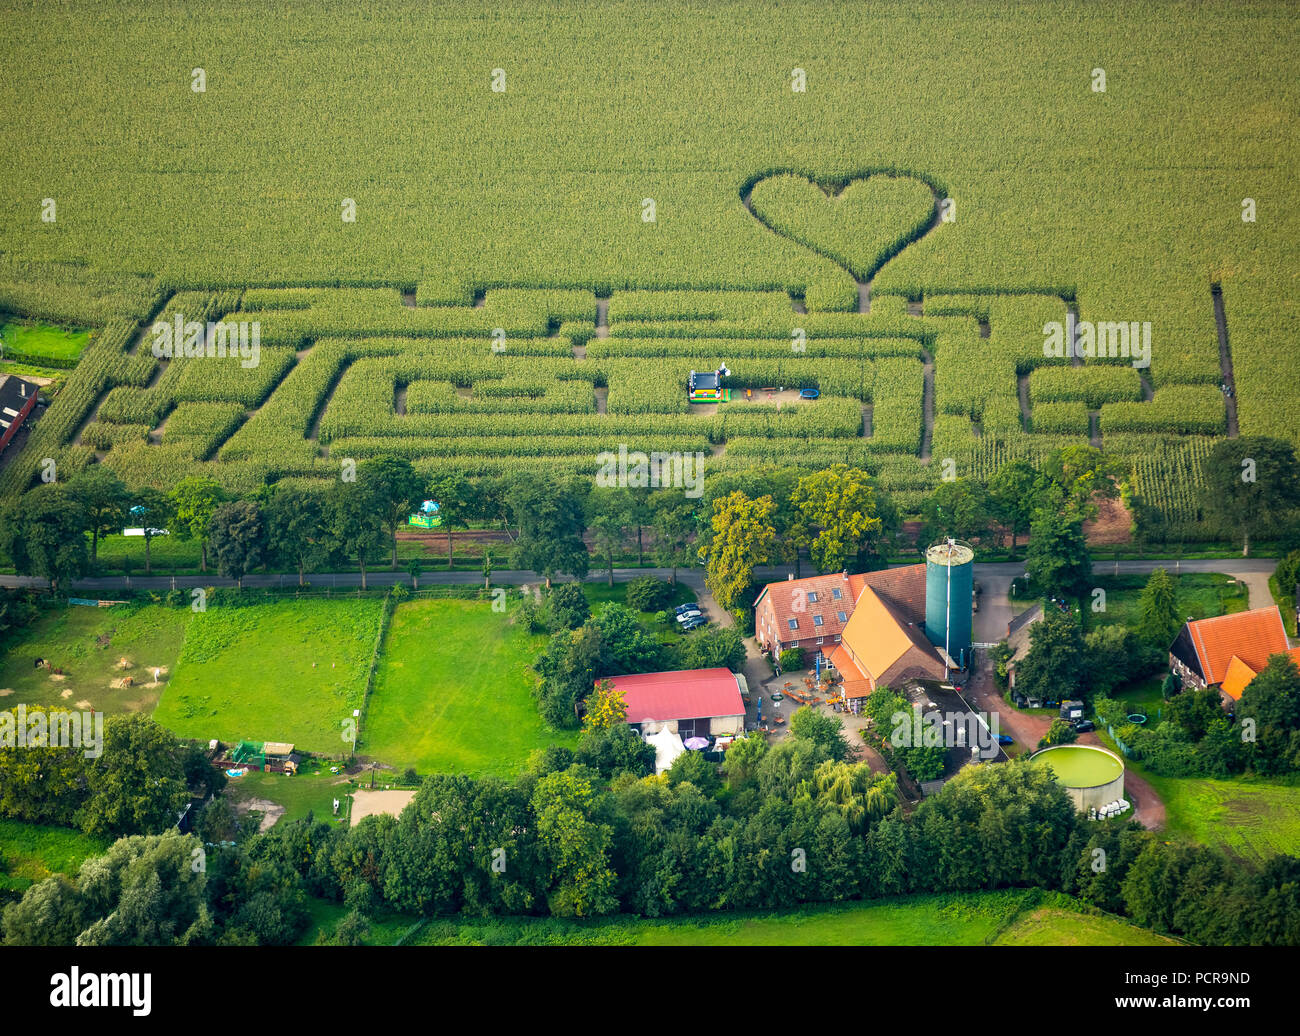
left=924, top=540, right=974, bottom=670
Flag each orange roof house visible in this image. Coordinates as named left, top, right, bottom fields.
left=827, top=585, right=946, bottom=698
left=1219, top=646, right=1300, bottom=701
left=1169, top=606, right=1293, bottom=697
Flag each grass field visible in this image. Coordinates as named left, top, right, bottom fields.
left=0, top=602, right=189, bottom=715
left=225, top=768, right=353, bottom=829
left=1088, top=572, right=1250, bottom=632
left=362, top=598, right=578, bottom=776
left=155, top=597, right=385, bottom=754
left=388, top=890, right=1175, bottom=947
left=1143, top=773, right=1300, bottom=864
left=0, top=320, right=90, bottom=363
left=0, top=818, right=108, bottom=896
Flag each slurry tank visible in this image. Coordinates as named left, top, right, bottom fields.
left=1031, top=744, right=1126, bottom=812
left=924, top=540, right=974, bottom=668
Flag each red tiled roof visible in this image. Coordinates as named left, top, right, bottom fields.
left=1221, top=645, right=1300, bottom=701
left=754, top=565, right=928, bottom=643
left=1184, top=606, right=1290, bottom=686
left=840, top=586, right=947, bottom=689
left=608, top=668, right=745, bottom=724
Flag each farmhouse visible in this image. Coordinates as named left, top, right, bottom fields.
left=826, top=585, right=947, bottom=700
left=0, top=374, right=39, bottom=456
left=753, top=565, right=929, bottom=667
left=1168, top=606, right=1295, bottom=702
left=608, top=667, right=747, bottom=740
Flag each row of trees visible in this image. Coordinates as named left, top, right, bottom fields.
left=10, top=715, right=1299, bottom=945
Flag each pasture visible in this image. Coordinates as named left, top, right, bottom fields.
left=1145, top=773, right=1300, bottom=863
left=0, top=602, right=189, bottom=715
left=0, top=0, right=1291, bottom=537
left=361, top=598, right=578, bottom=776
left=154, top=596, right=384, bottom=754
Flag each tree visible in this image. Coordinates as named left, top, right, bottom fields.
left=649, top=489, right=697, bottom=584
left=1136, top=567, right=1180, bottom=647
left=789, top=464, right=883, bottom=573
left=721, top=732, right=768, bottom=790
left=987, top=459, right=1040, bottom=556
left=917, top=478, right=989, bottom=546
left=1025, top=487, right=1092, bottom=603
left=705, top=491, right=775, bottom=615
left=208, top=500, right=268, bottom=590
left=1039, top=717, right=1079, bottom=748
left=530, top=770, right=618, bottom=918
left=789, top=705, right=851, bottom=762
left=588, top=487, right=632, bottom=586
left=583, top=679, right=628, bottom=731
left=592, top=604, right=664, bottom=676
left=426, top=471, right=470, bottom=571
left=75, top=715, right=190, bottom=840
left=666, top=749, right=721, bottom=798
left=1203, top=437, right=1300, bottom=556
left=1014, top=609, right=1090, bottom=704
left=1238, top=654, right=1300, bottom=775
left=67, top=466, right=129, bottom=564
left=168, top=476, right=225, bottom=573
left=548, top=582, right=590, bottom=630
left=673, top=625, right=746, bottom=672
left=358, top=456, right=425, bottom=570
left=809, top=760, right=898, bottom=834
left=625, top=576, right=672, bottom=612
left=0, top=485, right=89, bottom=592
left=575, top=724, right=654, bottom=779
left=264, top=485, right=329, bottom=586
left=328, top=479, right=386, bottom=590
left=129, top=487, right=173, bottom=576
left=507, top=474, right=589, bottom=587
left=1041, top=444, right=1123, bottom=517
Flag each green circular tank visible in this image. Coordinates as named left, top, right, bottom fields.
left=924, top=540, right=974, bottom=668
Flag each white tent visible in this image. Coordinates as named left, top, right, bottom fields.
left=645, top=726, right=686, bottom=774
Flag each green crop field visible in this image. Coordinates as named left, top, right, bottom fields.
left=362, top=598, right=578, bottom=776
left=0, top=0, right=1292, bottom=533
left=0, top=320, right=91, bottom=365
left=154, top=596, right=385, bottom=754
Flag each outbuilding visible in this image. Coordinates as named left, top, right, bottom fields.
left=607, top=667, right=747, bottom=740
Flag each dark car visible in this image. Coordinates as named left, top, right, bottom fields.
left=997, top=734, right=1015, bottom=745
left=679, top=615, right=708, bottom=633
left=1074, top=719, right=1096, bottom=733
left=674, top=603, right=702, bottom=617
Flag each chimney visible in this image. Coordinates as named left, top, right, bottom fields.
left=787, top=573, right=794, bottom=581
left=842, top=569, right=848, bottom=580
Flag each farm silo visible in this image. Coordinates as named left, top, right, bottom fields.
left=924, top=539, right=974, bottom=669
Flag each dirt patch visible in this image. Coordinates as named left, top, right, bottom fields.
left=0, top=689, right=12, bottom=697
left=236, top=797, right=286, bottom=833
left=48, top=673, right=67, bottom=682
left=1083, top=496, right=1134, bottom=546
left=60, top=689, right=72, bottom=699
left=351, top=788, right=416, bottom=826
left=74, top=699, right=92, bottom=710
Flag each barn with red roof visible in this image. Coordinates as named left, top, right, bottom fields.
left=605, top=667, right=747, bottom=740
left=1169, top=605, right=1295, bottom=703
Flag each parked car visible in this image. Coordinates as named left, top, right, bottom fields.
left=997, top=733, right=1015, bottom=745
left=678, top=615, right=707, bottom=633
left=1074, top=719, right=1095, bottom=733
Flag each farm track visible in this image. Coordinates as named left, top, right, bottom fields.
left=1212, top=285, right=1239, bottom=438
left=1017, top=373, right=1032, bottom=430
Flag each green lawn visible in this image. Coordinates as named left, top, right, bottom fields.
left=155, top=597, right=384, bottom=753
left=225, top=767, right=353, bottom=828
left=0, top=320, right=91, bottom=363
left=362, top=598, right=578, bottom=776
left=1143, top=772, right=1300, bottom=863
left=0, top=818, right=108, bottom=895
left=393, top=890, right=1171, bottom=946
left=1087, top=572, right=1249, bottom=632
left=0, top=602, right=190, bottom=715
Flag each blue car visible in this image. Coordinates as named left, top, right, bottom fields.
left=997, top=734, right=1015, bottom=745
